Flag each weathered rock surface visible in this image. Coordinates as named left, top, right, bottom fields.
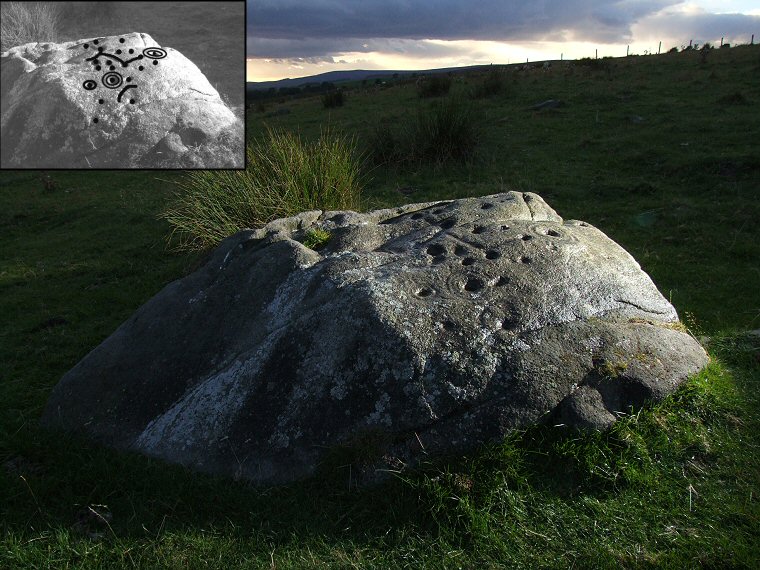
left=41, top=192, right=708, bottom=485
left=1, top=33, right=242, bottom=168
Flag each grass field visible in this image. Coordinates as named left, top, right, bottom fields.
left=1, top=45, right=759, bottom=567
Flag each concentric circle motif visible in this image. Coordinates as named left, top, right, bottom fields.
left=102, top=71, right=124, bottom=89
left=142, top=47, right=167, bottom=59
left=82, top=79, right=97, bottom=90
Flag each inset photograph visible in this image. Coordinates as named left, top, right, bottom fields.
left=1, top=1, right=245, bottom=169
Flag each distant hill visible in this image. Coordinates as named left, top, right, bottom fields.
left=246, top=65, right=492, bottom=94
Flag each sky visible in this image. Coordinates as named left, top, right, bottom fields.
left=246, top=1, right=760, bottom=82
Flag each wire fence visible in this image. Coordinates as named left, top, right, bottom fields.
left=515, top=33, right=757, bottom=65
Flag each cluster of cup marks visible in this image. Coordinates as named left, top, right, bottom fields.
left=81, top=37, right=167, bottom=124
left=403, top=198, right=569, bottom=329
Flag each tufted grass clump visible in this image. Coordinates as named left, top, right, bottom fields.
left=300, top=228, right=331, bottom=249
left=322, top=90, right=345, bottom=108
left=408, top=97, right=480, bottom=165
left=161, top=128, right=362, bottom=250
left=367, top=121, right=402, bottom=166
left=417, top=75, right=452, bottom=98
left=369, top=97, right=480, bottom=167
left=471, top=66, right=506, bottom=98
left=0, top=1, right=61, bottom=52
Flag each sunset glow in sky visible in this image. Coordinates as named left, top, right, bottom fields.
left=246, top=0, right=759, bottom=82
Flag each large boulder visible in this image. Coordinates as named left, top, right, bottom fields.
left=1, top=32, right=242, bottom=168
left=41, top=193, right=708, bottom=485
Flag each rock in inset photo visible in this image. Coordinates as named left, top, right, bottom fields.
left=0, top=2, right=244, bottom=169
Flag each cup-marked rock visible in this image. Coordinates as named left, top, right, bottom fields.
left=1, top=33, right=242, bottom=168
left=41, top=192, right=708, bottom=485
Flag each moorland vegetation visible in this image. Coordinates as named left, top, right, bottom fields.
left=2, top=34, right=759, bottom=567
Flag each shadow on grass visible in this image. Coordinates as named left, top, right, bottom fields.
left=3, top=425, right=432, bottom=543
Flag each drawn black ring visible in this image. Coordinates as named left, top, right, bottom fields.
left=82, top=79, right=97, bottom=90
left=102, top=71, right=123, bottom=89
left=142, top=47, right=167, bottom=59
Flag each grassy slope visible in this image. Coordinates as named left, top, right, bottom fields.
left=1, top=46, right=759, bottom=568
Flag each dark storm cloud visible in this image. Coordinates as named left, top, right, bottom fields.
left=247, top=0, right=684, bottom=57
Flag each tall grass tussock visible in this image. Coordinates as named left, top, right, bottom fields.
left=322, top=89, right=345, bottom=108
left=417, top=74, right=452, bottom=98
left=471, top=66, right=506, bottom=98
left=161, top=129, right=363, bottom=251
left=411, top=97, right=480, bottom=164
left=369, top=96, right=480, bottom=167
left=0, top=1, right=61, bottom=52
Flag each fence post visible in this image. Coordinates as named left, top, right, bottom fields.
left=689, top=39, right=693, bottom=48
left=560, top=53, right=563, bottom=61
left=595, top=48, right=598, bottom=59
left=720, top=37, right=724, bottom=47
left=752, top=34, right=754, bottom=45
left=627, top=45, right=629, bottom=56
left=658, top=41, right=661, bottom=54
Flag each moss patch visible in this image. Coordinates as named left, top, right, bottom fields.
left=300, top=228, right=332, bottom=249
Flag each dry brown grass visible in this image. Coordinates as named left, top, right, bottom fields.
left=0, top=2, right=61, bottom=52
